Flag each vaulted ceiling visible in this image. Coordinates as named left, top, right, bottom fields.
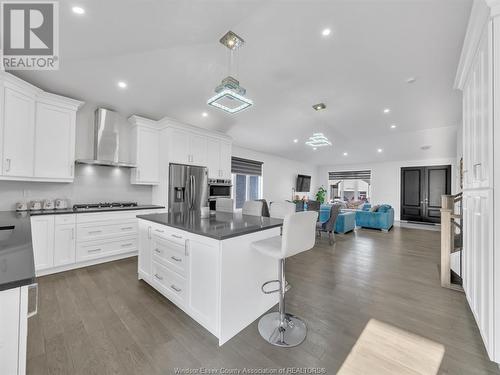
left=14, top=0, right=472, bottom=165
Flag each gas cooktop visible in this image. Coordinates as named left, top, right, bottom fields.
left=73, top=202, right=138, bottom=211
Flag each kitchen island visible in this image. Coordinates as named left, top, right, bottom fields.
left=136, top=211, right=283, bottom=345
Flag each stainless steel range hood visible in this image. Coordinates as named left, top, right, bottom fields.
left=76, top=108, right=136, bottom=168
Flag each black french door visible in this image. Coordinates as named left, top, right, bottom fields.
left=400, top=165, right=451, bottom=223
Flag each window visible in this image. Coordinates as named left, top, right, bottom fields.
left=231, top=157, right=263, bottom=209
left=232, top=174, right=262, bottom=209
left=328, top=170, right=371, bottom=203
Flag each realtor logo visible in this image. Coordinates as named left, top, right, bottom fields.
left=1, top=1, right=59, bottom=70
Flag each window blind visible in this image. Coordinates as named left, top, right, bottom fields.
left=231, top=157, right=263, bottom=176
left=328, top=170, right=371, bottom=182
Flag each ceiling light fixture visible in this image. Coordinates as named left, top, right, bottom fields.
left=313, top=147, right=317, bottom=151
left=305, top=133, right=332, bottom=148
left=390, top=124, right=397, bottom=129
left=202, top=112, right=208, bottom=117
left=293, top=139, right=298, bottom=143
left=207, top=31, right=253, bottom=114
left=117, top=81, right=127, bottom=89
left=383, top=108, right=391, bottom=114
left=312, top=103, right=326, bottom=111
left=322, top=28, right=331, bottom=36
left=377, top=148, right=383, bottom=153
left=406, top=77, right=417, bottom=84
left=343, top=152, right=348, bottom=156
left=72, top=6, right=85, bottom=14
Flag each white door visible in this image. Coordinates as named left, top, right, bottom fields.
left=219, top=141, right=232, bottom=179
left=3, top=87, right=35, bottom=177
left=34, top=103, right=75, bottom=179
left=136, top=127, right=159, bottom=184
left=187, top=239, right=218, bottom=332
left=54, top=224, right=76, bottom=267
left=138, top=220, right=152, bottom=278
left=30, top=216, right=55, bottom=271
left=206, top=138, right=220, bottom=178
left=189, top=134, right=207, bottom=166
left=169, top=129, right=190, bottom=164
left=0, top=287, right=20, bottom=375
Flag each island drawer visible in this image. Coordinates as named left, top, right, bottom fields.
left=76, top=236, right=137, bottom=261
left=152, top=236, right=186, bottom=277
left=150, top=224, right=186, bottom=246
left=151, top=260, right=187, bottom=303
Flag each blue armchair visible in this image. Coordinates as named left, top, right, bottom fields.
left=355, top=204, right=394, bottom=232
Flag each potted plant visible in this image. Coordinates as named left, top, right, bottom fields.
left=316, top=186, right=327, bottom=204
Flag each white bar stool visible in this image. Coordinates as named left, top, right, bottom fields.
left=251, top=211, right=318, bottom=347
left=216, top=198, right=234, bottom=213
left=242, top=200, right=263, bottom=216
left=269, top=201, right=296, bottom=219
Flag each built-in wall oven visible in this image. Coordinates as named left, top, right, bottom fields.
left=208, top=178, right=232, bottom=210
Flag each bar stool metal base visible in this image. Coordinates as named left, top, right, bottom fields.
left=258, top=312, right=307, bottom=347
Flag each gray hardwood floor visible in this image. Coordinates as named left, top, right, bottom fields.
left=27, top=226, right=500, bottom=374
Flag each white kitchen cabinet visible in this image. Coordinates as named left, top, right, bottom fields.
left=206, top=138, right=232, bottom=179
left=34, top=102, right=76, bottom=180
left=2, top=86, right=35, bottom=177
left=130, top=117, right=160, bottom=185
left=189, top=133, right=207, bottom=166
left=138, top=220, right=152, bottom=278
left=30, top=215, right=55, bottom=271
left=0, top=285, right=31, bottom=375
left=170, top=128, right=191, bottom=164
left=0, top=73, right=82, bottom=182
left=187, top=238, right=218, bottom=332
left=54, top=223, right=76, bottom=267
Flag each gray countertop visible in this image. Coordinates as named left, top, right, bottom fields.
left=137, top=211, right=283, bottom=240
left=0, top=211, right=35, bottom=291
left=29, top=205, right=165, bottom=216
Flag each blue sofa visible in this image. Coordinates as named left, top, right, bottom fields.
left=355, top=204, right=394, bottom=231
left=319, top=205, right=356, bottom=234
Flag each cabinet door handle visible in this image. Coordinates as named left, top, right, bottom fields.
left=170, top=284, right=181, bottom=292
left=185, top=239, right=189, bottom=256
left=121, top=243, right=133, bottom=248
left=27, top=283, right=38, bottom=318
left=70, top=164, right=74, bottom=176
left=5, top=158, right=11, bottom=172
left=154, top=273, right=163, bottom=280
left=88, top=248, right=102, bottom=253
left=71, top=228, right=75, bottom=240
left=121, top=226, right=133, bottom=230
left=154, top=248, right=161, bottom=253
left=171, top=234, right=182, bottom=239
left=170, top=256, right=182, bottom=262
left=155, top=229, right=164, bottom=233
left=137, top=169, right=141, bottom=180
left=148, top=226, right=152, bottom=239
left=88, top=230, right=102, bottom=234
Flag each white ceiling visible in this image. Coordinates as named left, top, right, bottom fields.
left=14, top=0, right=472, bottom=166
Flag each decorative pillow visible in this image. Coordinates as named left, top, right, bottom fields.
left=370, top=205, right=381, bottom=212
left=378, top=204, right=392, bottom=213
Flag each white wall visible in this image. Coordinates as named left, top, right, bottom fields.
left=318, top=157, right=458, bottom=221
left=232, top=146, right=319, bottom=203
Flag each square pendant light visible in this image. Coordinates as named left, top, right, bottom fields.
left=313, top=103, right=326, bottom=111
left=219, top=31, right=245, bottom=50
left=207, top=76, right=253, bottom=114
left=305, top=133, right=332, bottom=147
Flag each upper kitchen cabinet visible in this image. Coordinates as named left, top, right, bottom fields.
left=0, top=73, right=83, bottom=182
left=129, top=116, right=161, bottom=185
left=167, top=126, right=209, bottom=166
left=207, top=138, right=232, bottom=179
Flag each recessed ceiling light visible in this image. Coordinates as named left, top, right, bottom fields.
left=383, top=108, right=391, bottom=114
left=313, top=147, right=317, bottom=151
left=406, top=77, right=417, bottom=84
left=202, top=112, right=208, bottom=117
left=312, top=103, right=326, bottom=111
left=343, top=152, right=348, bottom=156
left=117, top=81, right=127, bottom=89
left=293, top=139, right=298, bottom=143
left=322, top=28, right=331, bottom=37
left=390, top=124, right=397, bottom=129
left=377, top=148, right=383, bottom=153
left=72, top=6, right=85, bottom=15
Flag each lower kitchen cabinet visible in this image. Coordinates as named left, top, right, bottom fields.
left=30, top=215, right=55, bottom=271
left=0, top=284, right=36, bottom=375
left=138, top=220, right=219, bottom=335
left=54, top=223, right=76, bottom=267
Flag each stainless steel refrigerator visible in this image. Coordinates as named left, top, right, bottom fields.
left=168, top=163, right=208, bottom=213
